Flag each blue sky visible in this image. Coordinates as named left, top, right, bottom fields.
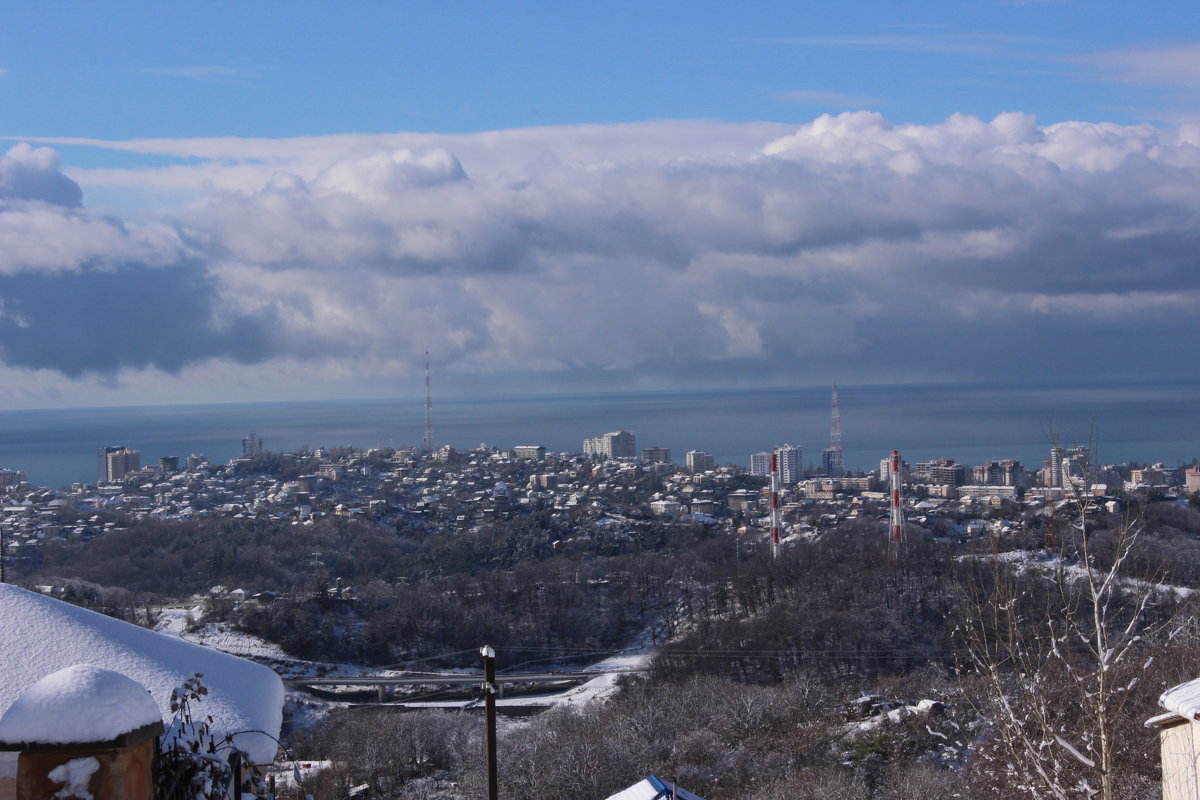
left=0, top=1, right=1199, bottom=409
left=4, top=1, right=1196, bottom=140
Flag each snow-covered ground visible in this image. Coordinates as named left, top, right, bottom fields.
left=0, top=585, right=283, bottom=777
left=533, top=646, right=652, bottom=707
left=154, top=607, right=365, bottom=676
left=154, top=606, right=362, bottom=735
left=396, top=646, right=653, bottom=712
left=966, top=549, right=1194, bottom=601
left=265, top=759, right=333, bottom=791
left=153, top=605, right=659, bottom=728
left=156, top=607, right=293, bottom=661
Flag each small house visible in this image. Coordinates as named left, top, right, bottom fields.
left=604, top=775, right=705, bottom=800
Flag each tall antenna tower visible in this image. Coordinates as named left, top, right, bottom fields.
left=769, top=451, right=782, bottom=560
left=889, top=449, right=906, bottom=546
left=422, top=348, right=434, bottom=453
left=828, top=384, right=844, bottom=477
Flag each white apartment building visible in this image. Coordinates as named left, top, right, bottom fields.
left=102, top=446, right=140, bottom=482
left=241, top=432, right=263, bottom=457
left=751, top=445, right=803, bottom=483
left=642, top=447, right=672, bottom=464
left=686, top=450, right=715, bottom=472
left=583, top=430, right=637, bottom=459
left=777, top=444, right=803, bottom=484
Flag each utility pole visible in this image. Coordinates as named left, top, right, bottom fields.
left=481, top=644, right=498, bottom=800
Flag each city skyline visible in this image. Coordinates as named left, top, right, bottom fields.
left=1, top=378, right=1194, bottom=491
left=1, top=3, right=1200, bottom=410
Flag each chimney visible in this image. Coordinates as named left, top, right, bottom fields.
left=0, top=665, right=164, bottom=800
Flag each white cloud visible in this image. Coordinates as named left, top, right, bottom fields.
left=0, top=143, right=82, bottom=206
left=0, top=144, right=189, bottom=277
left=3, top=113, right=1200, bottom=400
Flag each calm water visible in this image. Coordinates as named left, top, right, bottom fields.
left=1, top=381, right=1197, bottom=489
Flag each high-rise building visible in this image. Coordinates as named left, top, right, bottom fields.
left=0, top=468, right=26, bottom=490
left=921, top=458, right=966, bottom=486
left=752, top=446, right=803, bottom=482
left=912, top=458, right=965, bottom=485
left=776, top=444, right=804, bottom=484
left=974, top=459, right=1026, bottom=487
left=1045, top=445, right=1090, bottom=488
left=1062, top=446, right=1091, bottom=488
left=242, top=432, right=263, bottom=457
left=159, top=456, right=180, bottom=474
left=642, top=447, right=672, bottom=464
left=821, top=446, right=844, bottom=478
left=101, top=446, right=140, bottom=482
left=583, top=430, right=636, bottom=459
left=881, top=454, right=910, bottom=484
left=686, top=450, right=715, bottom=473
left=1045, top=446, right=1063, bottom=487
left=186, top=453, right=208, bottom=471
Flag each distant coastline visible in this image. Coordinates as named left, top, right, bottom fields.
left=1, top=381, right=1197, bottom=490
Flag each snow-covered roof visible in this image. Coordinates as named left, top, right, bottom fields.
left=1164, top=678, right=1200, bottom=718
left=604, top=775, right=705, bottom=800
left=0, top=584, right=283, bottom=778
left=0, top=665, right=161, bottom=746
left=1148, top=676, right=1200, bottom=728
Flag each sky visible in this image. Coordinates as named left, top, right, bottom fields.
left=1, top=1, right=1199, bottom=409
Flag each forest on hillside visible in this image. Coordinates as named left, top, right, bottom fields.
left=15, top=496, right=1200, bottom=799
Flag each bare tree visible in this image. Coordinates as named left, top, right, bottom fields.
left=954, top=442, right=1179, bottom=800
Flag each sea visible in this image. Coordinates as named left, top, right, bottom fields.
left=1, top=381, right=1197, bottom=490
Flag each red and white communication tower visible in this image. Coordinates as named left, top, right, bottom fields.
left=889, top=449, right=906, bottom=545
left=770, top=452, right=782, bottom=559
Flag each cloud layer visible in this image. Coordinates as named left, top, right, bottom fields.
left=0, top=143, right=275, bottom=376
left=3, top=111, right=1200, bottom=401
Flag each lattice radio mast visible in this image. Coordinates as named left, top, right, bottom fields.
left=422, top=348, right=434, bottom=453
left=829, top=384, right=843, bottom=477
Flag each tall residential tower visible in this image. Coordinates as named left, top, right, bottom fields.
left=583, top=430, right=637, bottom=459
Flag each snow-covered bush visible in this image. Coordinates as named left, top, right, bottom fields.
left=157, top=674, right=260, bottom=800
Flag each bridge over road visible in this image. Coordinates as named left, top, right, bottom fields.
left=285, top=669, right=626, bottom=706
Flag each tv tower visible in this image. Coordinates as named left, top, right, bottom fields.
left=889, top=449, right=906, bottom=545
left=822, top=384, right=844, bottom=477
left=422, top=348, right=434, bottom=453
